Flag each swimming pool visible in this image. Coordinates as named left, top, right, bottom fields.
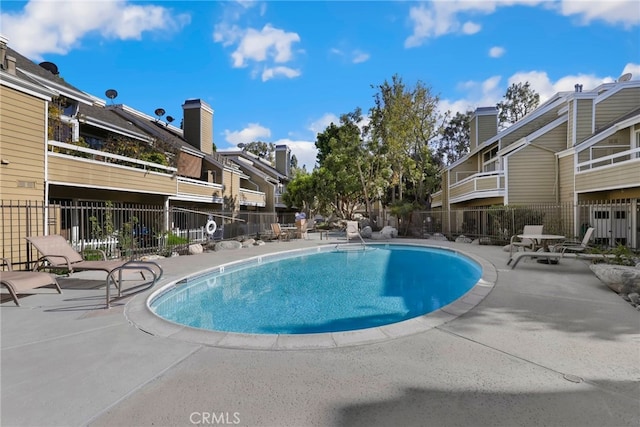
left=149, top=244, right=482, bottom=335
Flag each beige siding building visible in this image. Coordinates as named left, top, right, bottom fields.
left=433, top=78, right=640, bottom=247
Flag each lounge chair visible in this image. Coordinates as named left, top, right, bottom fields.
left=1, top=258, right=62, bottom=306
left=346, top=221, right=360, bottom=240
left=26, top=235, right=163, bottom=308
left=552, top=227, right=595, bottom=254
left=508, top=224, right=544, bottom=260
left=271, top=223, right=290, bottom=241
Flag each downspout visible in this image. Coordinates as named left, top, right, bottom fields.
left=44, top=100, right=50, bottom=235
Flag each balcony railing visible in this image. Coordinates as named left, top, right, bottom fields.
left=239, top=188, right=266, bottom=207
left=48, top=140, right=177, bottom=174
left=576, top=147, right=640, bottom=172
left=449, top=171, right=505, bottom=203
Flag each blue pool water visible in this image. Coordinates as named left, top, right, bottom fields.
left=150, top=245, right=482, bottom=334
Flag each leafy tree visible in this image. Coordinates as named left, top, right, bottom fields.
left=369, top=74, right=442, bottom=205
left=497, top=82, right=540, bottom=129
left=242, top=141, right=275, bottom=162
left=282, top=171, right=316, bottom=214
left=315, top=122, right=339, bottom=165
left=434, top=110, right=472, bottom=165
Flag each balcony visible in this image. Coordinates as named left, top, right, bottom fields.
left=239, top=188, right=266, bottom=207
left=47, top=140, right=177, bottom=195
left=176, top=176, right=223, bottom=203
left=449, top=171, right=505, bottom=204
left=575, top=147, right=640, bottom=192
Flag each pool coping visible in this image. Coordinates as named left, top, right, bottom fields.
left=125, top=242, right=497, bottom=350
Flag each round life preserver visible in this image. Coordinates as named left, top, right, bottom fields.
left=205, top=220, right=217, bottom=235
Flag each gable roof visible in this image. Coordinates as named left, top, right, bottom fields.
left=109, top=104, right=244, bottom=174
left=8, top=46, right=94, bottom=104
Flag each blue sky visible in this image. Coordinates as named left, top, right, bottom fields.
left=2, top=1, right=639, bottom=170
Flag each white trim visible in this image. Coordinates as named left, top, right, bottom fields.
left=503, top=157, right=509, bottom=205
left=576, top=150, right=640, bottom=172
left=575, top=114, right=640, bottom=151
left=449, top=190, right=505, bottom=205
left=575, top=182, right=640, bottom=193
left=48, top=141, right=177, bottom=172
left=571, top=99, right=577, bottom=147
left=82, top=117, right=151, bottom=142
left=0, top=72, right=53, bottom=100
left=17, top=68, right=94, bottom=104
left=177, top=176, right=223, bottom=190
left=170, top=194, right=224, bottom=204
left=595, top=80, right=640, bottom=104
left=47, top=180, right=173, bottom=196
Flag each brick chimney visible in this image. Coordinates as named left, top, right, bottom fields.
left=469, top=107, right=498, bottom=151
left=275, top=144, right=291, bottom=177
left=182, top=99, right=214, bottom=154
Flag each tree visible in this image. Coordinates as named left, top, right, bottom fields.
left=241, top=141, right=275, bottom=162
left=497, top=82, right=540, bottom=129
left=368, top=74, right=442, bottom=205
left=434, top=110, right=472, bottom=165
left=282, top=171, right=316, bottom=214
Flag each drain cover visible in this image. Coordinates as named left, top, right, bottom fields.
left=563, top=374, right=583, bottom=383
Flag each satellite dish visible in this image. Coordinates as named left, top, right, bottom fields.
left=618, top=73, right=632, bottom=82
left=154, top=108, right=165, bottom=118
left=166, top=116, right=174, bottom=123
left=105, top=89, right=118, bottom=103
left=39, top=61, right=59, bottom=75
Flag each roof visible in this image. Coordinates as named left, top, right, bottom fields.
left=78, top=103, right=150, bottom=141
left=8, top=46, right=94, bottom=104
left=109, top=105, right=243, bottom=173
left=221, top=150, right=288, bottom=181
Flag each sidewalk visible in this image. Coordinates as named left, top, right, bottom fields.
left=2, top=236, right=638, bottom=426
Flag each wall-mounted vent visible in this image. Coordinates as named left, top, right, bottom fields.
left=17, top=181, right=36, bottom=188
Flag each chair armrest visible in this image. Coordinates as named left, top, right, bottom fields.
left=32, top=255, right=73, bottom=272
left=1, top=257, right=12, bottom=271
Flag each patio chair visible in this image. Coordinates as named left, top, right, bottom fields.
left=1, top=257, right=62, bottom=306
left=346, top=221, right=360, bottom=240
left=26, top=235, right=163, bottom=308
left=509, top=224, right=543, bottom=253
left=271, top=223, right=290, bottom=241
left=552, top=227, right=595, bottom=254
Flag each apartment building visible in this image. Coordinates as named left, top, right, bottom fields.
left=432, top=78, right=640, bottom=247
left=1, top=37, right=293, bottom=260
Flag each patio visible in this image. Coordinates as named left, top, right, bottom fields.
left=1, top=234, right=639, bottom=426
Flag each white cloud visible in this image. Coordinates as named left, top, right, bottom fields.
left=440, top=65, right=640, bottom=118
left=404, top=0, right=637, bottom=48
left=223, top=123, right=271, bottom=146
left=620, top=63, right=640, bottom=79
left=309, top=113, right=340, bottom=135
left=352, top=50, right=370, bottom=64
left=0, top=0, right=190, bottom=60
left=461, top=21, right=482, bottom=34
left=556, top=0, right=640, bottom=28
left=489, top=46, right=506, bottom=58
left=228, top=24, right=300, bottom=67
left=261, top=66, right=301, bottom=82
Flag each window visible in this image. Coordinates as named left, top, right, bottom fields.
left=482, top=146, right=499, bottom=172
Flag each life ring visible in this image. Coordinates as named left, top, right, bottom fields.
left=205, top=220, right=217, bottom=235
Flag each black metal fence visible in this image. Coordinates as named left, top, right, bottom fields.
left=410, top=200, right=637, bottom=249
left=2, top=199, right=637, bottom=268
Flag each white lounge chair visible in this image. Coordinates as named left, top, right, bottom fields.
left=552, top=227, right=595, bottom=254
left=508, top=225, right=543, bottom=260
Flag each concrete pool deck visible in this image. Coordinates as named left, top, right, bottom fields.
left=2, top=234, right=639, bottom=426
